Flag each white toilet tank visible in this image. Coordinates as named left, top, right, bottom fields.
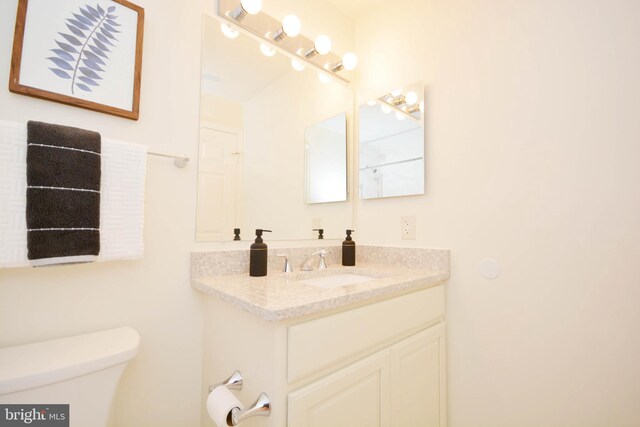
left=0, top=327, right=139, bottom=427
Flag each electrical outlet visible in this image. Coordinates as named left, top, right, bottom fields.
left=401, top=216, right=416, bottom=240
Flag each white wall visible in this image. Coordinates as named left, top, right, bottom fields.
left=354, top=0, right=640, bottom=426
left=0, top=0, right=210, bottom=426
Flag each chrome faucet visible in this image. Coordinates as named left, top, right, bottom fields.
left=300, top=250, right=328, bottom=271
left=276, top=254, right=293, bottom=273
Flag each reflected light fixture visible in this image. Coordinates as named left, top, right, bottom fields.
left=380, top=105, right=391, bottom=114
left=419, top=100, right=425, bottom=112
left=395, top=112, right=406, bottom=121
left=405, top=91, right=418, bottom=105
left=260, top=43, right=275, bottom=57
left=291, top=59, right=305, bottom=71
left=273, top=14, right=301, bottom=41
left=304, top=35, right=332, bottom=58
left=329, top=52, right=358, bottom=72
left=220, top=22, right=239, bottom=39
left=229, top=0, right=262, bottom=20
left=318, top=72, right=331, bottom=84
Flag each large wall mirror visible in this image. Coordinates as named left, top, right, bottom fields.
left=359, top=82, right=425, bottom=199
left=196, top=14, right=353, bottom=242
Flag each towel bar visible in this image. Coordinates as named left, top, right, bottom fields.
left=147, top=149, right=190, bottom=168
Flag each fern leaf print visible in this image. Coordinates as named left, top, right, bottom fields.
left=48, top=3, right=121, bottom=95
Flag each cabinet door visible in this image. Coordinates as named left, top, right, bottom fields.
left=390, top=323, right=446, bottom=427
left=288, top=350, right=390, bottom=427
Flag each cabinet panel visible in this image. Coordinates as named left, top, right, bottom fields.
left=288, top=286, right=444, bottom=383
left=390, top=323, right=446, bottom=427
left=288, top=351, right=390, bottom=427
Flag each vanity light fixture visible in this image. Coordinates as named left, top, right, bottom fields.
left=291, top=59, right=305, bottom=71
left=391, top=96, right=406, bottom=106
left=328, top=52, right=358, bottom=72
left=215, top=0, right=356, bottom=85
left=407, top=100, right=425, bottom=114
left=318, top=72, right=331, bottom=84
left=388, top=90, right=418, bottom=107
left=220, top=22, right=240, bottom=39
left=260, top=43, right=275, bottom=56
left=376, top=88, right=422, bottom=121
left=304, top=35, right=332, bottom=58
left=273, top=14, right=301, bottom=41
left=229, top=0, right=262, bottom=20
left=405, top=91, right=418, bottom=105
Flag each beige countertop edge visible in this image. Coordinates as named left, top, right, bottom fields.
left=191, top=269, right=449, bottom=322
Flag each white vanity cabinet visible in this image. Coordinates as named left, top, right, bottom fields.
left=201, top=284, right=446, bottom=427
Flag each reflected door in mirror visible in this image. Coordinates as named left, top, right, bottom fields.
left=196, top=126, right=241, bottom=241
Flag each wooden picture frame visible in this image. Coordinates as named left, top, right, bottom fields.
left=9, top=0, right=144, bottom=120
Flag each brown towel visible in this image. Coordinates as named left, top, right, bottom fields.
left=26, top=121, right=101, bottom=264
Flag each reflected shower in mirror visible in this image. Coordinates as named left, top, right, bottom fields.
left=196, top=14, right=353, bottom=242
left=359, top=82, right=424, bottom=199
left=305, top=113, right=347, bottom=204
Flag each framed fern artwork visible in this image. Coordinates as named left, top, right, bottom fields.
left=9, top=0, right=144, bottom=120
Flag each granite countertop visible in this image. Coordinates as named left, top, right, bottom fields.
left=191, top=262, right=449, bottom=321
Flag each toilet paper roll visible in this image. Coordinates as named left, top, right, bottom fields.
left=207, top=385, right=244, bottom=427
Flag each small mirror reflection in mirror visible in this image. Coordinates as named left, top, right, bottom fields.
left=359, top=82, right=425, bottom=199
left=305, top=113, right=347, bottom=204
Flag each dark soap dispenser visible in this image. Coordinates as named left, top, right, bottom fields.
left=342, top=229, right=355, bottom=266
left=250, top=229, right=271, bottom=277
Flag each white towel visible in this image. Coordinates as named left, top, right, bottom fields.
left=0, top=121, right=28, bottom=267
left=0, top=121, right=147, bottom=268
left=100, top=138, right=147, bottom=261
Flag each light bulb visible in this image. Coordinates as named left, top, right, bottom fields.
left=391, top=89, right=402, bottom=97
left=220, top=23, right=239, bottom=39
left=395, top=112, right=406, bottom=121
left=314, top=35, right=332, bottom=55
left=380, top=105, right=391, bottom=114
left=341, top=52, right=358, bottom=71
left=282, top=15, right=301, bottom=37
left=419, top=100, right=425, bottom=112
left=367, top=100, right=377, bottom=106
left=240, top=0, right=262, bottom=15
left=405, top=91, right=418, bottom=105
left=318, top=73, right=331, bottom=84
left=291, top=59, right=305, bottom=71
left=260, top=43, right=275, bottom=57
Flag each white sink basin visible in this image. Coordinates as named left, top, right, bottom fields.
left=298, top=273, right=377, bottom=289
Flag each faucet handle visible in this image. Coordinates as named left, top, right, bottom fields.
left=317, top=250, right=327, bottom=270
left=276, top=254, right=293, bottom=273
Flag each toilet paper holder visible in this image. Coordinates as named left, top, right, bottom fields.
left=209, top=370, right=271, bottom=426
left=210, top=370, right=244, bottom=392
